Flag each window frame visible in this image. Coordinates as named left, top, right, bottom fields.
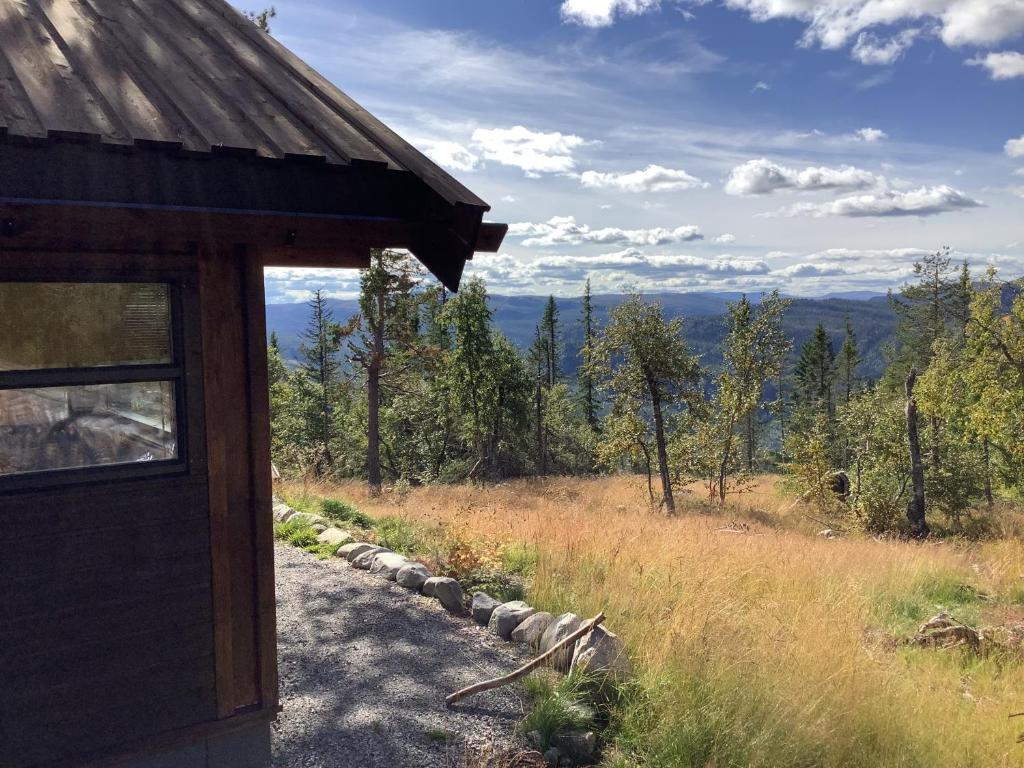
left=0, top=263, right=196, bottom=491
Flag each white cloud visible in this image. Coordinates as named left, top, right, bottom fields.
left=560, top=0, right=660, bottom=27
left=530, top=249, right=770, bottom=278
left=471, top=126, right=587, bottom=175
left=1005, top=135, right=1024, bottom=158
left=501, top=194, right=519, bottom=202
left=771, top=185, right=984, bottom=217
left=854, top=127, right=888, bottom=142
left=724, top=158, right=882, bottom=195
left=967, top=51, right=1024, bottom=79
left=418, top=140, right=481, bottom=172
left=716, top=0, right=1024, bottom=54
left=1014, top=168, right=1024, bottom=177
left=715, top=233, right=737, bottom=244
left=579, top=164, right=708, bottom=192
left=851, top=29, right=919, bottom=65
left=509, top=216, right=703, bottom=246
left=752, top=80, right=772, bottom=92
left=778, top=262, right=851, bottom=277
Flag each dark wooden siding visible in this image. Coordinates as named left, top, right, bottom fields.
left=0, top=476, right=216, bottom=767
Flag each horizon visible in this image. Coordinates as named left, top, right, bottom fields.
left=259, top=0, right=1023, bottom=303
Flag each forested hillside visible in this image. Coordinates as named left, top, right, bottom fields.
left=267, top=292, right=898, bottom=380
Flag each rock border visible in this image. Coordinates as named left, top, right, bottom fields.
left=275, top=497, right=633, bottom=765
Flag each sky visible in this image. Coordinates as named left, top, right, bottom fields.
left=259, top=0, right=1024, bottom=302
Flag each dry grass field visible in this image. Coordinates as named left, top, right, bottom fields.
left=281, top=475, right=1024, bottom=767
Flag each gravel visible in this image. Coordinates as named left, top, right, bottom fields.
left=271, top=543, right=530, bottom=767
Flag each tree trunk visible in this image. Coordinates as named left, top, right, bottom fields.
left=648, top=378, right=675, bottom=516
left=367, top=360, right=381, bottom=496
left=983, top=438, right=994, bottom=508
left=744, top=411, right=756, bottom=471
left=367, top=287, right=386, bottom=497
left=535, top=381, right=545, bottom=475
left=905, top=369, right=928, bottom=537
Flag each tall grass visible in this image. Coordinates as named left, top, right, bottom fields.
left=282, top=475, right=1024, bottom=767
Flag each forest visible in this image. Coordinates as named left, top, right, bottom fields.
left=268, top=247, right=1022, bottom=536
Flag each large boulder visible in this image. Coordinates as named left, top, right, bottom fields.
left=540, top=613, right=582, bottom=672
left=471, top=592, right=501, bottom=626
left=429, top=577, right=466, bottom=615
left=343, top=543, right=385, bottom=564
left=511, top=611, right=553, bottom=648
left=396, top=563, right=430, bottom=591
left=422, top=576, right=441, bottom=597
left=317, top=528, right=354, bottom=547
left=488, top=601, right=537, bottom=640
left=353, top=547, right=391, bottom=570
left=571, top=624, right=632, bottom=681
left=369, top=552, right=409, bottom=580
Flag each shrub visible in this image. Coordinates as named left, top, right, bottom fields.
left=374, top=515, right=425, bottom=555
left=320, top=498, right=374, bottom=529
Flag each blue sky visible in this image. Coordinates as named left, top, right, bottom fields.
left=259, top=0, right=1024, bottom=302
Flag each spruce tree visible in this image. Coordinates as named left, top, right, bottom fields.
left=578, top=279, right=599, bottom=430
left=794, top=323, right=837, bottom=421
left=837, top=316, right=860, bottom=405
left=298, top=290, right=342, bottom=476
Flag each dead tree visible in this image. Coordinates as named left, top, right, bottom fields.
left=905, top=368, right=929, bottom=538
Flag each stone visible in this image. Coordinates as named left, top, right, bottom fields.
left=288, top=511, right=329, bottom=528
left=422, top=576, right=441, bottom=597
left=429, top=577, right=466, bottom=614
left=369, top=552, right=409, bottom=580
left=311, top=523, right=327, bottom=534
left=571, top=625, right=632, bottom=680
left=353, top=547, right=391, bottom=570
left=554, top=731, right=596, bottom=762
left=396, top=563, right=430, bottom=591
left=914, top=612, right=981, bottom=650
left=543, top=747, right=561, bottom=767
left=511, top=611, right=553, bottom=648
left=540, top=613, right=582, bottom=672
left=272, top=501, right=295, bottom=523
left=317, top=528, right=353, bottom=547
left=488, top=600, right=536, bottom=640
left=471, top=592, right=501, bottom=626
left=343, top=543, right=384, bottom=564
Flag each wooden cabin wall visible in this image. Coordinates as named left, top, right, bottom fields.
left=199, top=245, right=278, bottom=718
left=0, top=253, right=218, bottom=767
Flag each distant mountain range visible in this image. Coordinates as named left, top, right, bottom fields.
left=267, top=290, right=900, bottom=381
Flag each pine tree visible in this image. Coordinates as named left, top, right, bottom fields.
left=349, top=250, right=422, bottom=495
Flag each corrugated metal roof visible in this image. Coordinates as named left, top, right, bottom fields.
left=0, top=0, right=487, bottom=209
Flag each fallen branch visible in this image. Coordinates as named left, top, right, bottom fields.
left=445, top=613, right=605, bottom=708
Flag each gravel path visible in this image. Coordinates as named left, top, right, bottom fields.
left=271, top=543, right=530, bottom=768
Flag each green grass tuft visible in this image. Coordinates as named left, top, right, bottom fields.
left=871, top=574, right=985, bottom=634
left=519, top=672, right=597, bottom=751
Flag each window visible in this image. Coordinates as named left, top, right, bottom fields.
left=0, top=282, right=183, bottom=478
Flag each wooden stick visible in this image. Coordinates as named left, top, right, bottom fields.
left=445, top=612, right=605, bottom=708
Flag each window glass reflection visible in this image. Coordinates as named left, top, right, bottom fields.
left=0, top=382, right=177, bottom=475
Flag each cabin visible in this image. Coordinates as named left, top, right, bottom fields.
left=0, top=2, right=505, bottom=766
